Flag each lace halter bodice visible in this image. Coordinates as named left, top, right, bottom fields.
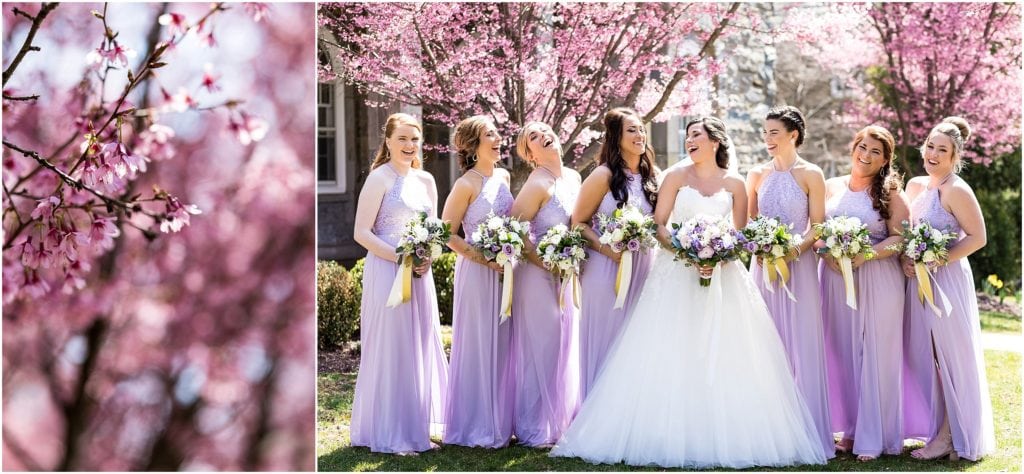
left=910, top=186, right=962, bottom=237
left=670, top=186, right=734, bottom=226
left=592, top=170, right=654, bottom=230
left=463, top=171, right=514, bottom=244
left=825, top=184, right=888, bottom=244
left=372, top=165, right=433, bottom=246
left=758, top=165, right=809, bottom=232
left=530, top=174, right=580, bottom=241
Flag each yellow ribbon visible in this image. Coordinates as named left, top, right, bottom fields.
left=915, top=262, right=950, bottom=318
left=385, top=255, right=413, bottom=307
left=499, top=262, right=514, bottom=323
left=613, top=250, right=633, bottom=309
left=840, top=256, right=857, bottom=310
left=762, top=256, right=797, bottom=302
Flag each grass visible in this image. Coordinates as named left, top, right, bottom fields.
left=318, top=321, right=1022, bottom=471
left=980, top=311, right=1022, bottom=334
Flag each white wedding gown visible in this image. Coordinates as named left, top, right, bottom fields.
left=550, top=186, right=828, bottom=468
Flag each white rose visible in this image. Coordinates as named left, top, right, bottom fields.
left=930, top=228, right=944, bottom=242
left=496, top=252, right=508, bottom=265
left=850, top=241, right=861, bottom=254
left=430, top=244, right=442, bottom=259
left=611, top=228, right=624, bottom=242
left=826, top=236, right=837, bottom=248
left=470, top=231, right=481, bottom=242
left=923, top=250, right=936, bottom=263
left=599, top=234, right=612, bottom=245
left=771, top=245, right=785, bottom=257
left=487, top=216, right=504, bottom=230
left=414, top=227, right=429, bottom=241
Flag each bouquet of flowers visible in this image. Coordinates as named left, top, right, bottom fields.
left=537, top=223, right=588, bottom=309
left=595, top=205, right=657, bottom=308
left=813, top=216, right=876, bottom=310
left=387, top=212, right=451, bottom=307
left=471, top=212, right=531, bottom=321
left=741, top=216, right=804, bottom=301
left=670, top=214, right=746, bottom=287
left=886, top=219, right=957, bottom=317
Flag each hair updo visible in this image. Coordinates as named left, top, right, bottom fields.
left=453, top=115, right=493, bottom=172
left=765, top=105, right=806, bottom=147
left=921, top=116, right=972, bottom=173
left=686, top=116, right=732, bottom=170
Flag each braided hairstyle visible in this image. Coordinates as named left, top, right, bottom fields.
left=765, top=105, right=806, bottom=148
left=852, top=125, right=902, bottom=220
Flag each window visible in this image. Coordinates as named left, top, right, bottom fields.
left=317, top=82, right=345, bottom=193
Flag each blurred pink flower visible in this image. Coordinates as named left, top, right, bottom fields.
left=160, top=197, right=202, bottom=233
left=244, top=3, right=270, bottom=22
left=228, top=112, right=268, bottom=145
left=158, top=12, right=188, bottom=37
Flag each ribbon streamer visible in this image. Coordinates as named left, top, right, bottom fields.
left=613, top=250, right=634, bottom=309
left=762, top=257, right=797, bottom=302
left=499, top=262, right=514, bottom=323
left=840, top=256, right=857, bottom=310
left=558, top=272, right=582, bottom=311
left=915, top=262, right=952, bottom=318
left=386, top=254, right=413, bottom=307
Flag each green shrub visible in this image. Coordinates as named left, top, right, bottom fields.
left=431, top=252, right=457, bottom=325
left=317, top=260, right=361, bottom=349
left=961, top=148, right=1021, bottom=290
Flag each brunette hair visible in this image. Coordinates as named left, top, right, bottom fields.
left=852, top=125, right=903, bottom=220
left=765, top=105, right=807, bottom=147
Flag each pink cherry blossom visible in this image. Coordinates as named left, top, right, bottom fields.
left=158, top=12, right=188, bottom=37
left=244, top=3, right=270, bottom=22
left=30, top=196, right=61, bottom=223
left=227, top=112, right=268, bottom=145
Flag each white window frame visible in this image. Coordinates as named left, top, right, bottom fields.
left=317, top=81, right=346, bottom=194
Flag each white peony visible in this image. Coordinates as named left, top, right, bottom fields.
left=923, top=250, right=936, bottom=263
left=430, top=244, right=442, bottom=259
left=850, top=241, right=861, bottom=254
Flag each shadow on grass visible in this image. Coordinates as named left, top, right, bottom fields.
left=317, top=349, right=1021, bottom=472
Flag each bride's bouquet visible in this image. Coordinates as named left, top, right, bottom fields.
left=387, top=212, right=451, bottom=307
left=813, top=216, right=876, bottom=310
left=470, top=213, right=531, bottom=322
left=741, top=216, right=803, bottom=301
left=886, top=219, right=957, bottom=317
left=595, top=204, right=657, bottom=308
left=670, top=214, right=746, bottom=287
left=537, top=223, right=588, bottom=309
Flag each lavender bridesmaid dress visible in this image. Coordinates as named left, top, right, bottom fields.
left=902, top=185, right=995, bottom=461
left=751, top=164, right=835, bottom=458
left=579, top=170, right=654, bottom=401
left=511, top=175, right=581, bottom=446
left=351, top=167, right=449, bottom=453
left=819, top=185, right=905, bottom=456
left=443, top=171, right=515, bottom=448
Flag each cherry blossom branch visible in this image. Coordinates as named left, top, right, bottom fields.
left=642, top=2, right=741, bottom=123
left=3, top=3, right=58, bottom=86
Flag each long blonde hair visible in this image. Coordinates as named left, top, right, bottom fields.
left=371, top=113, right=423, bottom=170
left=515, top=121, right=562, bottom=168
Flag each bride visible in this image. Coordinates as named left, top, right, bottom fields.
left=550, top=117, right=828, bottom=468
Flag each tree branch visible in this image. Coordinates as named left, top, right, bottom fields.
left=3, top=3, right=58, bottom=86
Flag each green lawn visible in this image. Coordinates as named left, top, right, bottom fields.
left=980, top=311, right=1022, bottom=334
left=318, top=322, right=1022, bottom=471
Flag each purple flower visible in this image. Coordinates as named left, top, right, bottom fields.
left=916, top=242, right=927, bottom=252
left=698, top=247, right=715, bottom=259
left=627, top=239, right=641, bottom=252
left=502, top=243, right=514, bottom=255
left=415, top=247, right=427, bottom=258
left=745, top=241, right=759, bottom=252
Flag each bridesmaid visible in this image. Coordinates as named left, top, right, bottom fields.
left=441, top=116, right=514, bottom=448
left=745, top=105, right=835, bottom=459
left=819, top=126, right=909, bottom=461
left=510, top=121, right=582, bottom=447
left=350, top=113, right=448, bottom=455
left=902, top=117, right=995, bottom=461
left=571, top=107, right=658, bottom=401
